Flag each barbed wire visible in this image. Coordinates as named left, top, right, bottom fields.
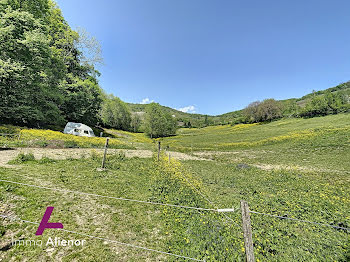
left=0, top=214, right=204, bottom=261
left=250, top=210, right=350, bottom=231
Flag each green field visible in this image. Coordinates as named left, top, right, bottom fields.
left=1, top=113, right=350, bottom=261
left=162, top=114, right=350, bottom=172
left=0, top=155, right=168, bottom=261
left=162, top=113, right=350, bottom=151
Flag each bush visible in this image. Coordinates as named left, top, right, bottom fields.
left=38, top=156, right=56, bottom=164
left=64, top=140, right=79, bottom=148
left=9, top=153, right=35, bottom=164
left=0, top=225, right=5, bottom=237
left=34, top=140, right=49, bottom=147
left=0, top=125, right=21, bottom=134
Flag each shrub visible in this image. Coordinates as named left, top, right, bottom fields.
left=0, top=225, right=5, bottom=237
left=9, top=153, right=35, bottom=164
left=34, top=140, right=49, bottom=147
left=38, top=156, right=56, bottom=164
left=64, top=140, right=79, bottom=148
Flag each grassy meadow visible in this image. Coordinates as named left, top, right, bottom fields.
left=162, top=113, right=350, bottom=151
left=0, top=113, right=350, bottom=261
left=0, top=154, right=167, bottom=261
left=162, top=113, right=350, bottom=172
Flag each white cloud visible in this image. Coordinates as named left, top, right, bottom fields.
left=140, top=98, right=154, bottom=104
left=177, top=105, right=196, bottom=113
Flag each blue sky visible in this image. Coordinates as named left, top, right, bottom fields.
left=56, top=0, right=350, bottom=115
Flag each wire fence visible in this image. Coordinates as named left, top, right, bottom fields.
left=0, top=177, right=238, bottom=261
left=0, top=156, right=349, bottom=261
left=249, top=210, right=350, bottom=231
left=0, top=179, right=235, bottom=213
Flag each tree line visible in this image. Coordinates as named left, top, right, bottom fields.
left=240, top=87, right=350, bottom=124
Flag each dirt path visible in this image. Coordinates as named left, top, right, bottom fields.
left=4, top=148, right=347, bottom=175
left=0, top=148, right=209, bottom=168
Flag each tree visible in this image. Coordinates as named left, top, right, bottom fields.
left=60, top=74, right=103, bottom=126
left=144, top=103, right=177, bottom=138
left=0, top=6, right=66, bottom=126
left=281, top=100, right=299, bottom=117
left=75, top=27, right=103, bottom=69
left=0, top=1, right=104, bottom=127
left=47, top=2, right=104, bottom=124
left=299, top=91, right=349, bottom=117
left=0, top=0, right=50, bottom=20
left=256, top=99, right=283, bottom=122
left=131, top=113, right=142, bottom=132
left=243, top=101, right=261, bottom=123
left=100, top=95, right=131, bottom=131
left=243, top=99, right=282, bottom=123
left=204, top=115, right=209, bottom=126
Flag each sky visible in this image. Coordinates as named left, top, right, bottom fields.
left=56, top=0, right=350, bottom=115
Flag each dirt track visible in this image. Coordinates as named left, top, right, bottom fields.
left=0, top=148, right=209, bottom=168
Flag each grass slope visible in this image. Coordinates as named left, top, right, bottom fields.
left=181, top=160, right=349, bottom=261
left=161, top=113, right=350, bottom=171
left=0, top=154, right=167, bottom=261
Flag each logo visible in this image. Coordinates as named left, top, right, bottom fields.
left=35, top=207, right=63, bottom=235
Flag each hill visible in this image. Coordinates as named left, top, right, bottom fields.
left=128, top=103, right=217, bottom=127
left=128, top=81, right=350, bottom=126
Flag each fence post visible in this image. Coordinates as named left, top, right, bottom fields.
left=101, top=137, right=110, bottom=169
left=240, top=200, right=255, bottom=262
left=168, top=152, right=171, bottom=163
left=157, top=141, right=161, bottom=161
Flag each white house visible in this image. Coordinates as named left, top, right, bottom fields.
left=63, top=122, right=95, bottom=137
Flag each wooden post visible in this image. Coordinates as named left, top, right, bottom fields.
left=157, top=141, right=161, bottom=161
left=101, top=137, right=110, bottom=169
left=168, top=152, right=171, bottom=163
left=241, top=200, right=255, bottom=262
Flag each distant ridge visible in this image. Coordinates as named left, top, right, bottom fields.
left=127, top=81, right=350, bottom=125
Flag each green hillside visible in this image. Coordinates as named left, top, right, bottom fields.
left=127, top=81, right=350, bottom=127
left=128, top=103, right=218, bottom=127
left=161, top=113, right=350, bottom=172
